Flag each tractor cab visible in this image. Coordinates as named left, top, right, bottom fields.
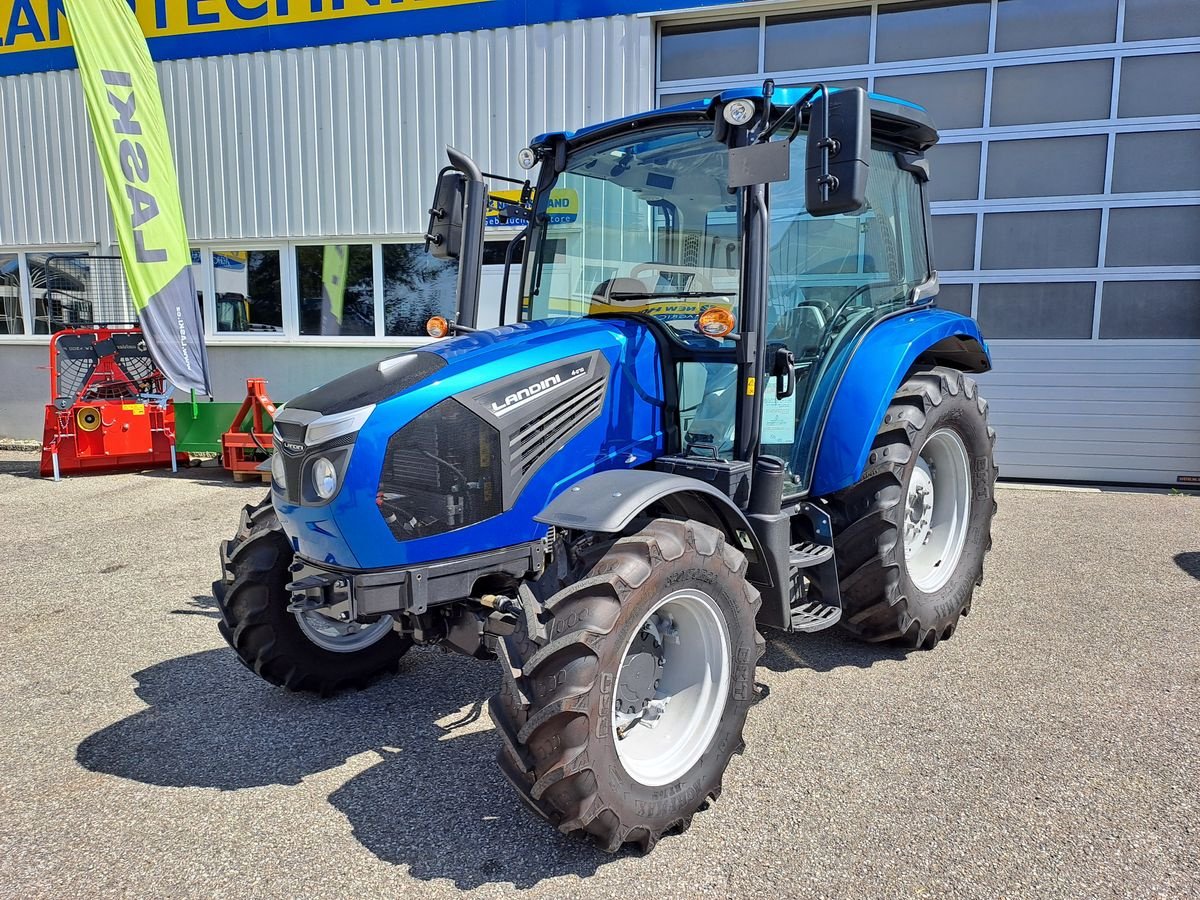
left=427, top=85, right=948, bottom=494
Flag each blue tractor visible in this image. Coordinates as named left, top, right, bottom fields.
left=213, top=84, right=997, bottom=852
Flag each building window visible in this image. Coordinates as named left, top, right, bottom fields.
left=765, top=9, right=870, bottom=72
left=0, top=253, right=22, bottom=335
left=213, top=249, right=283, bottom=334
left=977, top=282, right=1096, bottom=339
left=875, top=0, right=991, bottom=63
left=296, top=243, right=375, bottom=337
left=994, top=0, right=1117, bottom=53
left=382, top=242, right=457, bottom=337
left=659, top=19, right=758, bottom=82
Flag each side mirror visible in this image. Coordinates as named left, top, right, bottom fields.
left=426, top=170, right=467, bottom=260
left=805, top=86, right=871, bottom=217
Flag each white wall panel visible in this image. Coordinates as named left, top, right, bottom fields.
left=981, top=342, right=1200, bottom=484
left=0, top=14, right=652, bottom=248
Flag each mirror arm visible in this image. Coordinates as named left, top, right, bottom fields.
left=497, top=223, right=531, bottom=326
left=757, top=82, right=828, bottom=145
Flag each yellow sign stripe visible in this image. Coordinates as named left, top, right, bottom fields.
left=0, top=0, right=492, bottom=55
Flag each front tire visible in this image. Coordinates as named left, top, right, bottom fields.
left=213, top=494, right=410, bottom=694
left=489, top=518, right=764, bottom=852
left=829, top=367, right=997, bottom=649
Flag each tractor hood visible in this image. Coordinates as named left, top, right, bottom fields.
left=271, top=317, right=668, bottom=569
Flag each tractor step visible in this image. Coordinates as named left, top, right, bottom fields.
left=789, top=600, right=843, bottom=632
left=787, top=533, right=841, bottom=633
left=789, top=540, right=833, bottom=568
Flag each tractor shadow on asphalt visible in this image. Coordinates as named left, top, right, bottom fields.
left=75, top=645, right=621, bottom=888
left=1174, top=552, right=1200, bottom=580
left=142, top=464, right=271, bottom=490
left=169, top=593, right=224, bottom=618
left=760, top=627, right=910, bottom=673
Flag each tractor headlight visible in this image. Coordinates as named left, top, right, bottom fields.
left=312, top=456, right=338, bottom=500
left=271, top=451, right=287, bottom=490
left=722, top=98, right=757, bottom=126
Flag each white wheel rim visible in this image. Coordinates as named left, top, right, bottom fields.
left=904, top=427, right=972, bottom=594
left=295, top=610, right=393, bottom=653
left=611, top=588, right=731, bottom=787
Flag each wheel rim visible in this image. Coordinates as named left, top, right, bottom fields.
left=904, top=427, right=972, bottom=594
left=295, top=610, right=393, bottom=653
left=611, top=588, right=731, bottom=787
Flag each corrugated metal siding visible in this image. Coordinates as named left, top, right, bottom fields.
left=982, top=342, right=1200, bottom=484
left=0, top=15, right=651, bottom=247
left=0, top=66, right=110, bottom=247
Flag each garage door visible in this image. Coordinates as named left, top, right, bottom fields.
left=656, top=0, right=1200, bottom=486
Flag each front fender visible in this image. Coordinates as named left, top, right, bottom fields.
left=810, top=308, right=990, bottom=497
left=536, top=468, right=771, bottom=587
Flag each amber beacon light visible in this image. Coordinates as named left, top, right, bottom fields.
left=697, top=307, right=736, bottom=338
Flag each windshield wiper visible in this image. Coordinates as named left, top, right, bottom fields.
left=608, top=291, right=732, bottom=301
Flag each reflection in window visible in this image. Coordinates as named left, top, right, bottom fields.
left=1124, top=0, right=1200, bottom=42
left=1112, top=130, right=1200, bottom=193
left=926, top=142, right=981, bottom=202
left=29, top=254, right=96, bottom=333
left=1118, top=53, right=1200, bottom=119
left=213, top=249, right=283, bottom=333
left=874, top=69, right=987, bottom=130
left=660, top=19, right=759, bottom=82
left=937, top=283, right=974, bottom=316
left=981, top=209, right=1102, bottom=269
left=931, top=214, right=978, bottom=271
left=1100, top=280, right=1200, bottom=339
left=297, top=244, right=374, bottom=336
left=382, top=243, right=457, bottom=337
left=1106, top=206, right=1200, bottom=267
left=876, top=0, right=990, bottom=63
left=995, top=0, right=1117, bottom=52
left=977, top=282, right=1095, bottom=339
left=985, top=135, right=1108, bottom=199
left=991, top=59, right=1113, bottom=126
left=0, top=253, right=22, bottom=335
left=765, top=10, right=870, bottom=72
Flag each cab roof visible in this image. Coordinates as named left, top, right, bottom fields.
left=532, top=84, right=939, bottom=153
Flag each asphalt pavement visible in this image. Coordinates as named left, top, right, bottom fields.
left=0, top=449, right=1196, bottom=899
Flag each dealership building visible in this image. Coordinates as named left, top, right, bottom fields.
left=0, top=0, right=1197, bottom=485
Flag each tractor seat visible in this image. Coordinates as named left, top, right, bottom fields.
left=590, top=277, right=649, bottom=315
left=768, top=302, right=828, bottom=360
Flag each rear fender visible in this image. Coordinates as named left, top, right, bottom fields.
left=810, top=308, right=990, bottom=497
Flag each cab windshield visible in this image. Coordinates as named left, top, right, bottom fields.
left=520, top=124, right=741, bottom=338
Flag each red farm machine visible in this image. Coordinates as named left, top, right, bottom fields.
left=37, top=255, right=184, bottom=480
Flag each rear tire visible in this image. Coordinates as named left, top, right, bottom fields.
left=828, top=367, right=997, bottom=649
left=213, top=494, right=410, bottom=694
left=489, top=518, right=764, bottom=852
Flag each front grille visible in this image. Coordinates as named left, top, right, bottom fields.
left=377, top=399, right=503, bottom=540
left=511, top=378, right=606, bottom=478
